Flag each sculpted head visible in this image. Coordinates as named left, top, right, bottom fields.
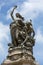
left=16, top=13, right=24, bottom=20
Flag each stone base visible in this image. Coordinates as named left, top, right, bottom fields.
left=1, top=57, right=39, bottom=65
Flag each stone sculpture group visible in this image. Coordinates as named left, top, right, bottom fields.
left=1, top=6, right=39, bottom=65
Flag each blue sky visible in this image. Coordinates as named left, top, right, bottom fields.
left=0, top=0, right=43, bottom=65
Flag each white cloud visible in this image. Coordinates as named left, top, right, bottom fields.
left=6, top=7, right=18, bottom=20
left=35, top=28, right=43, bottom=43
left=6, top=7, right=13, bottom=20
left=0, top=43, right=4, bottom=52
left=0, top=22, right=10, bottom=53
left=0, top=22, right=10, bottom=42
left=29, top=0, right=43, bottom=3
left=33, top=28, right=43, bottom=62
left=6, top=0, right=43, bottom=21
left=19, top=0, right=43, bottom=20
left=0, top=3, right=5, bottom=10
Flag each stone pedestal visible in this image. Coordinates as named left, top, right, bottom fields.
left=1, top=55, right=39, bottom=65
left=1, top=46, right=39, bottom=65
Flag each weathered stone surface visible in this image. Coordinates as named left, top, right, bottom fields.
left=2, top=58, right=39, bottom=65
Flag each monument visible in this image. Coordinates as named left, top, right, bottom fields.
left=1, top=6, right=39, bottom=65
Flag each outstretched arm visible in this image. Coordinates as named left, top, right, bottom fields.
left=10, top=6, right=17, bottom=21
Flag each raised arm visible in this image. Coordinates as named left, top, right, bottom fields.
left=10, top=6, right=17, bottom=21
